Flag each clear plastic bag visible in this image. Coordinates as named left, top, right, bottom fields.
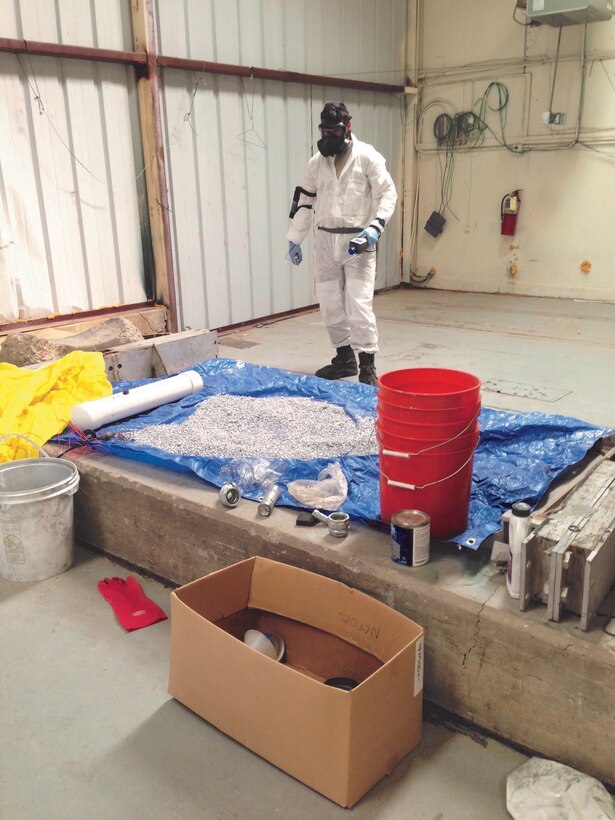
left=287, top=462, right=348, bottom=511
left=507, top=758, right=615, bottom=820
left=219, top=458, right=281, bottom=492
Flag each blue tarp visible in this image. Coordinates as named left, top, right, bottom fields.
left=58, top=358, right=612, bottom=550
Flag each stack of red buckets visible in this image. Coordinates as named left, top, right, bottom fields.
left=377, top=368, right=482, bottom=539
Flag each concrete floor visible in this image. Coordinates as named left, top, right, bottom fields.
left=219, top=289, right=615, bottom=429
left=1, top=546, right=527, bottom=820
left=2, top=289, right=615, bottom=819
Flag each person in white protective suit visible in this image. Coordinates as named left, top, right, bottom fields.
left=287, top=101, right=398, bottom=386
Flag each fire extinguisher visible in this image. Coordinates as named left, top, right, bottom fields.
left=501, top=190, right=521, bottom=236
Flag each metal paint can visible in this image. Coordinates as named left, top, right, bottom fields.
left=391, top=509, right=431, bottom=567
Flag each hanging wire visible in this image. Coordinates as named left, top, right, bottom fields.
left=184, top=72, right=207, bottom=135
left=512, top=0, right=539, bottom=27
left=578, top=141, right=615, bottom=161
left=417, top=34, right=592, bottom=238
left=15, top=53, right=103, bottom=182
left=237, top=74, right=266, bottom=149
left=421, top=24, right=592, bottom=213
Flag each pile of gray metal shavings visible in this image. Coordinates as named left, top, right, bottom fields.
left=128, top=394, right=377, bottom=460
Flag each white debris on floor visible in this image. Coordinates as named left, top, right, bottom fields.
left=128, top=395, right=377, bottom=459
left=507, top=757, right=615, bottom=820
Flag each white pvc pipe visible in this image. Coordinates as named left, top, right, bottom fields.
left=70, top=370, right=204, bottom=431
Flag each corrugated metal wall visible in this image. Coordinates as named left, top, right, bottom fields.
left=156, top=0, right=407, bottom=330
left=0, top=1, right=147, bottom=323
left=0, top=0, right=407, bottom=330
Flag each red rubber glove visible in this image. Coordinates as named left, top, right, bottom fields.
left=97, top=576, right=167, bottom=632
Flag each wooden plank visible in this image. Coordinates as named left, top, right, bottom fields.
left=126, top=306, right=168, bottom=337
left=0, top=306, right=167, bottom=342
left=547, top=543, right=568, bottom=622
left=524, top=460, right=615, bottom=622
left=520, top=530, right=548, bottom=610
left=539, top=462, right=615, bottom=551
left=131, top=0, right=178, bottom=332
left=530, top=442, right=614, bottom=526
left=582, top=528, right=615, bottom=631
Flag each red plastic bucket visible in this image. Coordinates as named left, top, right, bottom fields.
left=379, top=444, right=476, bottom=537
left=377, top=399, right=481, bottom=425
left=377, top=407, right=480, bottom=440
left=377, top=367, right=481, bottom=538
left=376, top=421, right=479, bottom=456
left=378, top=368, right=481, bottom=411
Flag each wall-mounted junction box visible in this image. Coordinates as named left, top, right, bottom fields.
left=527, top=0, right=613, bottom=25
left=541, top=111, right=567, bottom=125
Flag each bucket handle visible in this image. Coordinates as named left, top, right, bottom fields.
left=380, top=450, right=475, bottom=491
left=0, top=434, right=79, bottom=506
left=0, top=433, right=49, bottom=459
left=378, top=408, right=481, bottom=459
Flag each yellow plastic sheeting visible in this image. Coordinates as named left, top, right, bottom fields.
left=0, top=351, right=112, bottom=462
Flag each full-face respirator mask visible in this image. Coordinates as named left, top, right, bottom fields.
left=317, top=102, right=352, bottom=157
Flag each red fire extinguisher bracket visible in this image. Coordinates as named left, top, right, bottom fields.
left=501, top=190, right=521, bottom=237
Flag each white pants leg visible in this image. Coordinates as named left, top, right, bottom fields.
left=313, top=231, right=378, bottom=353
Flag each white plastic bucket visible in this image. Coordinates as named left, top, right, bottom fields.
left=0, top=435, right=80, bottom=583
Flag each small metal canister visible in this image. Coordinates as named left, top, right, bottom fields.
left=257, top=484, right=281, bottom=517
left=391, top=510, right=431, bottom=567
left=219, top=482, right=241, bottom=508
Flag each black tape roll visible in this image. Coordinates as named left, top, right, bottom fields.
left=324, top=677, right=359, bottom=691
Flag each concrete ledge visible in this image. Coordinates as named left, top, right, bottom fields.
left=66, top=448, right=615, bottom=787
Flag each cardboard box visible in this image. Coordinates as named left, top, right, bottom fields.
left=168, top=557, right=424, bottom=808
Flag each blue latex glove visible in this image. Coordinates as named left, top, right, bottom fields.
left=354, top=226, right=380, bottom=248
left=288, top=241, right=302, bottom=265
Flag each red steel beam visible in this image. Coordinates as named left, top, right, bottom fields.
left=0, top=37, right=147, bottom=65
left=157, top=55, right=404, bottom=94
left=0, top=37, right=404, bottom=94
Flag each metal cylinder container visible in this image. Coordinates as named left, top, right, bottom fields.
left=257, top=484, right=281, bottom=517
left=391, top=509, right=430, bottom=566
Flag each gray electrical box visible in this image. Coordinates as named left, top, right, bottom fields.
left=527, top=0, right=613, bottom=25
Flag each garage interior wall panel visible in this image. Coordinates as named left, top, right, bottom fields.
left=155, top=0, right=406, bottom=84
left=0, top=0, right=132, bottom=50
left=0, top=0, right=406, bottom=328
left=409, top=0, right=615, bottom=301
left=0, top=1, right=147, bottom=323
left=156, top=0, right=406, bottom=331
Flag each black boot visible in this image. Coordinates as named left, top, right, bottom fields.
left=358, top=352, right=378, bottom=386
left=315, top=345, right=358, bottom=379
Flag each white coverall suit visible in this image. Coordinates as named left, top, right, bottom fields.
left=287, top=136, right=398, bottom=354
